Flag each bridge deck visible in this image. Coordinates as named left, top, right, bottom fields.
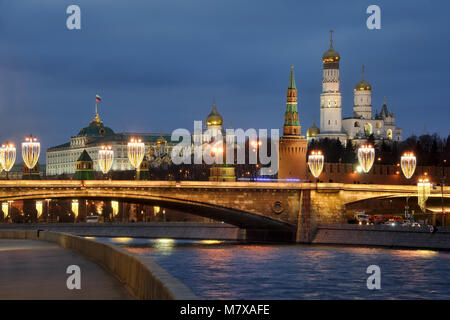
left=0, top=239, right=132, bottom=299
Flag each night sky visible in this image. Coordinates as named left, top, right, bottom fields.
left=0, top=0, right=449, bottom=155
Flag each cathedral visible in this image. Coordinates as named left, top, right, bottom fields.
left=307, top=32, right=402, bottom=145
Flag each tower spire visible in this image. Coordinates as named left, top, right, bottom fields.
left=283, top=65, right=300, bottom=135
left=288, top=64, right=296, bottom=89
left=362, top=65, right=365, bottom=81
left=329, top=29, right=334, bottom=48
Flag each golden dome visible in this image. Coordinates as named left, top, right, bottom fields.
left=307, top=121, right=320, bottom=138
left=322, top=47, right=340, bottom=62
left=354, top=65, right=371, bottom=91
left=157, top=135, right=167, bottom=145
left=322, top=30, right=340, bottom=63
left=206, top=103, right=223, bottom=126
left=354, top=79, right=371, bottom=91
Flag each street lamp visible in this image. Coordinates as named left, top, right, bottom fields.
left=357, top=144, right=375, bottom=173
left=111, top=201, right=119, bottom=221
left=400, top=152, right=416, bottom=180
left=441, top=159, right=447, bottom=226
left=22, top=135, right=40, bottom=169
left=0, top=142, right=16, bottom=179
left=308, top=150, right=324, bottom=179
left=35, top=201, right=43, bottom=221
left=417, top=177, right=431, bottom=225
left=98, top=146, right=114, bottom=175
left=2, top=202, right=8, bottom=222
left=127, top=138, right=145, bottom=180
left=71, top=200, right=79, bottom=221
left=250, top=140, right=262, bottom=178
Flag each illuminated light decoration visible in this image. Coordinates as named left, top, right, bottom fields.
left=357, top=144, right=375, bottom=173
left=72, top=200, right=79, bottom=218
left=127, top=138, right=145, bottom=169
left=400, top=152, right=416, bottom=179
left=21, top=135, right=40, bottom=169
left=98, top=146, right=114, bottom=174
left=0, top=143, right=16, bottom=172
left=417, top=178, right=431, bottom=213
left=36, top=201, right=43, bottom=219
left=111, top=201, right=119, bottom=217
left=2, top=202, right=8, bottom=217
left=308, top=151, right=324, bottom=179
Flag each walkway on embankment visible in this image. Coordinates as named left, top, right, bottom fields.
left=0, top=239, right=132, bottom=299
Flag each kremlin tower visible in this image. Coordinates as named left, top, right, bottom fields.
left=278, top=65, right=307, bottom=180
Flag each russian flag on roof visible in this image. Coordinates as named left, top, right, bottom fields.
left=96, top=94, right=102, bottom=102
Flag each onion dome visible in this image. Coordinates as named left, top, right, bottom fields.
left=307, top=120, right=320, bottom=138
left=354, top=65, right=371, bottom=91
left=322, top=30, right=340, bottom=64
left=157, top=133, right=167, bottom=145
left=206, top=102, right=223, bottom=126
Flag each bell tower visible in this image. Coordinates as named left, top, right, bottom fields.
left=278, top=65, right=308, bottom=180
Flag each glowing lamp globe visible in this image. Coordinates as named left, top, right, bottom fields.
left=36, top=201, right=43, bottom=219
left=417, top=177, right=431, bottom=212
left=98, top=146, right=114, bottom=174
left=400, top=152, right=416, bottom=179
left=71, top=200, right=79, bottom=218
left=22, top=135, right=40, bottom=169
left=127, top=138, right=145, bottom=169
left=111, top=201, right=119, bottom=217
left=0, top=143, right=16, bottom=172
left=308, top=151, right=324, bottom=179
left=357, top=144, right=375, bottom=173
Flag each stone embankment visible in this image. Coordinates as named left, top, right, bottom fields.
left=313, top=224, right=450, bottom=250
left=0, top=222, right=245, bottom=240
left=0, top=230, right=197, bottom=299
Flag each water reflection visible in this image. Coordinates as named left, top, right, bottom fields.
left=91, top=237, right=450, bottom=299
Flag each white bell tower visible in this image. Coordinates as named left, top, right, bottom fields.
left=320, top=30, right=343, bottom=133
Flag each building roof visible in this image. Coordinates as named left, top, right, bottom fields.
left=354, top=65, right=371, bottom=91
left=77, top=125, right=115, bottom=137
left=206, top=102, right=223, bottom=126
left=307, top=121, right=320, bottom=138
left=77, top=149, right=92, bottom=162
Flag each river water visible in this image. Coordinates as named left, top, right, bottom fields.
left=92, top=237, right=450, bottom=299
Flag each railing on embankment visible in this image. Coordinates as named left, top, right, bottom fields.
left=313, top=224, right=450, bottom=250
left=0, top=230, right=197, bottom=300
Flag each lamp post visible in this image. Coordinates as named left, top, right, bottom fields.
left=400, top=152, right=417, bottom=222
left=357, top=144, right=375, bottom=174
left=35, top=201, right=43, bottom=222
left=111, top=201, right=119, bottom=222
left=98, top=146, right=114, bottom=177
left=2, top=202, right=9, bottom=222
left=250, top=140, right=262, bottom=179
left=441, top=159, right=447, bottom=226
left=308, top=150, right=324, bottom=181
left=22, top=135, right=40, bottom=169
left=0, top=142, right=16, bottom=180
left=45, top=199, right=51, bottom=223
left=71, top=200, right=79, bottom=222
left=127, top=138, right=145, bottom=180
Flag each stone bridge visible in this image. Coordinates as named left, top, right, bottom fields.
left=0, top=180, right=448, bottom=242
